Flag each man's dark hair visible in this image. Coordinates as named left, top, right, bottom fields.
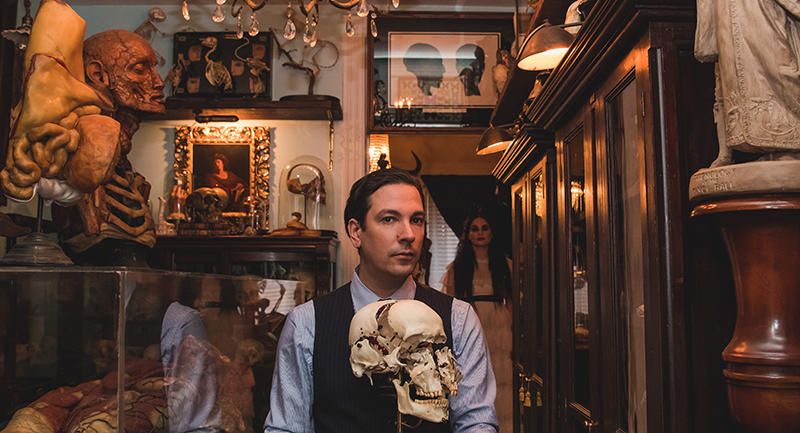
left=343, top=168, right=425, bottom=236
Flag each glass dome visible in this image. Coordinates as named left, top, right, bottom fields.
left=277, top=156, right=334, bottom=232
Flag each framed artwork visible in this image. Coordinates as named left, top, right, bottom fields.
left=171, top=32, right=272, bottom=99
left=174, top=126, right=270, bottom=217
left=369, top=13, right=514, bottom=131
left=388, top=32, right=501, bottom=109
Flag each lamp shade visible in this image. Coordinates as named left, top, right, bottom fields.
left=517, top=24, right=575, bottom=71
left=476, top=125, right=513, bottom=155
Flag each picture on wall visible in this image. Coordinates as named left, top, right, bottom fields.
left=388, top=32, right=501, bottom=108
left=171, top=32, right=272, bottom=99
left=369, top=13, right=514, bottom=130
left=174, top=126, right=270, bottom=220
left=192, top=143, right=251, bottom=212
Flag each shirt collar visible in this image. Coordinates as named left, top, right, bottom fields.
left=350, top=267, right=416, bottom=312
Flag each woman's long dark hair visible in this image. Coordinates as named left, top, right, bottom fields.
left=452, top=213, right=511, bottom=301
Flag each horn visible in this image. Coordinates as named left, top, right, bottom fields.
left=393, top=151, right=422, bottom=176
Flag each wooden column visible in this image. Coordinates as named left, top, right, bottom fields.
left=693, top=195, right=800, bottom=433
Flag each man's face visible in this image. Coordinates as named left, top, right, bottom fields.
left=110, top=35, right=165, bottom=113
left=348, top=183, right=425, bottom=286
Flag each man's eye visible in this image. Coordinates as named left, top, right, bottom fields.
left=412, top=217, right=425, bottom=225
left=382, top=216, right=396, bottom=223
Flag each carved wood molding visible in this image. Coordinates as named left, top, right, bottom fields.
left=492, top=126, right=554, bottom=183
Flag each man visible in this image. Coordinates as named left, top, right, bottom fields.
left=265, top=168, right=498, bottom=433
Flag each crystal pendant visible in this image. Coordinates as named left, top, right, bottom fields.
left=345, top=13, right=355, bottom=37
left=370, top=12, right=378, bottom=37
left=283, top=17, right=297, bottom=40
left=356, top=0, right=369, bottom=18
left=236, top=13, right=244, bottom=38
left=182, top=0, right=190, bottom=21
left=216, top=0, right=226, bottom=4
left=311, top=12, right=319, bottom=27
left=212, top=4, right=225, bottom=23
left=303, top=19, right=313, bottom=44
left=392, top=0, right=400, bottom=8
left=248, top=12, right=260, bottom=36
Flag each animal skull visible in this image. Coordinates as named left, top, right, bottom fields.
left=349, top=300, right=462, bottom=423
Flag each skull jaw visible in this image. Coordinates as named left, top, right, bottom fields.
left=392, top=378, right=449, bottom=424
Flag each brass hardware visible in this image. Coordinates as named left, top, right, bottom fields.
left=584, top=419, right=599, bottom=432
left=523, top=389, right=532, bottom=408
left=518, top=383, right=526, bottom=403
left=535, top=390, right=543, bottom=407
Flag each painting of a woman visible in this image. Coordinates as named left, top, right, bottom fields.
left=201, top=153, right=247, bottom=211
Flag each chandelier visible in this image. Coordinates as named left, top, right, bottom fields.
left=181, top=0, right=398, bottom=43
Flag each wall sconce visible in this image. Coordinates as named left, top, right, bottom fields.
left=570, top=179, right=584, bottom=212
left=194, top=113, right=240, bottom=123
left=476, top=124, right=514, bottom=156
left=368, top=134, right=390, bottom=172
left=516, top=21, right=579, bottom=71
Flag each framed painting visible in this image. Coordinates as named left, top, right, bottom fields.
left=369, top=13, right=514, bottom=131
left=171, top=32, right=272, bottom=99
left=174, top=126, right=270, bottom=217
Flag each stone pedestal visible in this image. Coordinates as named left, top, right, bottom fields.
left=691, top=161, right=800, bottom=433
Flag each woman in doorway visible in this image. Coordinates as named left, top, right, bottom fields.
left=442, top=212, right=513, bottom=432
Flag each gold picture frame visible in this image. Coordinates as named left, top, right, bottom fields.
left=174, top=126, right=270, bottom=217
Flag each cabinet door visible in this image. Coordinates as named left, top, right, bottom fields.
left=512, top=154, right=554, bottom=433
left=557, top=116, right=600, bottom=433
left=591, top=40, right=651, bottom=433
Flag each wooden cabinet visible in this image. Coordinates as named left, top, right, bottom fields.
left=494, top=1, right=737, bottom=433
left=150, top=234, right=339, bottom=299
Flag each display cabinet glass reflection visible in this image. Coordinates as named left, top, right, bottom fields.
left=0, top=269, right=282, bottom=433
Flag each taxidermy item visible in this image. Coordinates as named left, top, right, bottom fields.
left=286, top=163, right=326, bottom=204
left=1, top=0, right=32, bottom=50
left=166, top=53, right=189, bottom=95
left=270, top=29, right=339, bottom=96
left=134, top=7, right=167, bottom=66
left=0, top=0, right=119, bottom=204
left=201, top=36, right=234, bottom=91
left=234, top=37, right=270, bottom=96
left=349, top=300, right=462, bottom=423
left=491, top=48, right=511, bottom=96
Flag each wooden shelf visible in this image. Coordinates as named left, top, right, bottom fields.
left=368, top=126, right=485, bottom=135
left=142, top=97, right=343, bottom=121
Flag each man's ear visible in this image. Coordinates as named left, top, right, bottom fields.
left=346, top=218, right=362, bottom=249
left=85, top=60, right=111, bottom=89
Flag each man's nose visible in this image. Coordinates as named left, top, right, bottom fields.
left=397, top=221, right=416, bottom=243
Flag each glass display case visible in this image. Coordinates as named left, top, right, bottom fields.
left=0, top=267, right=289, bottom=433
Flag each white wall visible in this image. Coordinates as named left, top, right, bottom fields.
left=4, top=0, right=511, bottom=278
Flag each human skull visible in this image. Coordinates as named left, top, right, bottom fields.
left=349, top=300, right=462, bottom=423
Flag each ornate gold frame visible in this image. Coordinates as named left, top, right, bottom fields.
left=174, top=125, right=270, bottom=204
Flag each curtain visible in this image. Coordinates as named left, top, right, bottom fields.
left=421, top=175, right=511, bottom=255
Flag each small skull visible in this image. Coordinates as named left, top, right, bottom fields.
left=348, top=300, right=462, bottom=423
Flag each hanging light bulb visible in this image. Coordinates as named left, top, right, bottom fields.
left=345, top=12, right=355, bottom=37
left=392, top=0, right=400, bottom=8
left=356, top=0, right=369, bottom=18
left=216, top=0, right=226, bottom=4
left=370, top=12, right=378, bottom=37
left=236, top=12, right=244, bottom=38
left=248, top=11, right=260, bottom=36
left=182, top=0, right=190, bottom=21
left=212, top=4, right=225, bottom=23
